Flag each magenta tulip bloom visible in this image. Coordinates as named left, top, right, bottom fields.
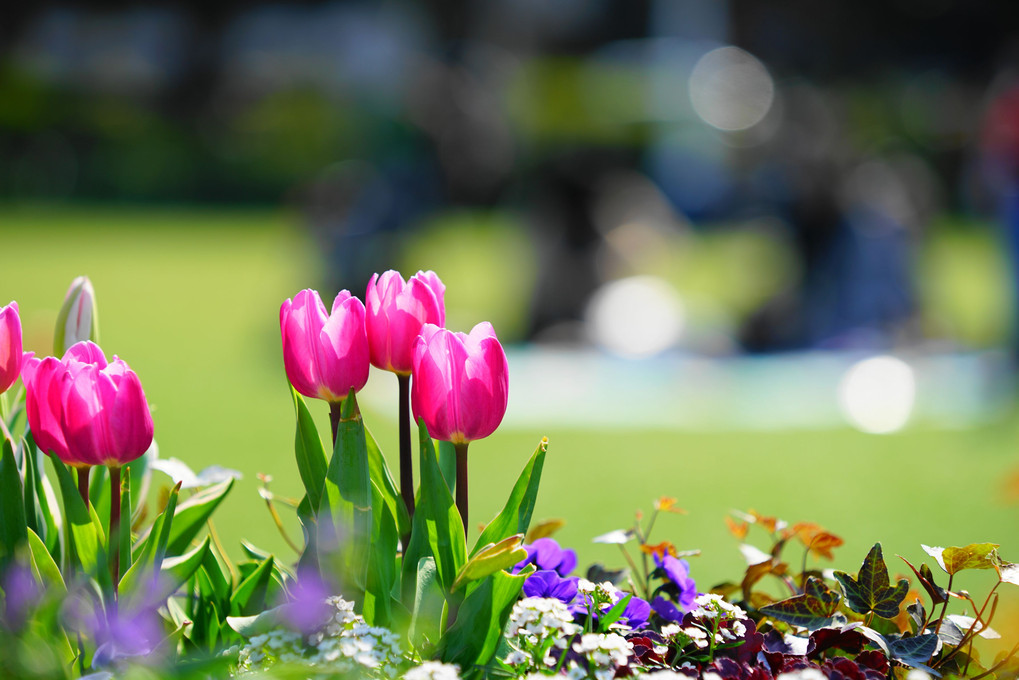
left=411, top=322, right=509, bottom=445
left=365, top=270, right=445, bottom=375
left=280, top=289, right=370, bottom=403
left=22, top=342, right=153, bottom=468
left=0, top=301, right=24, bottom=394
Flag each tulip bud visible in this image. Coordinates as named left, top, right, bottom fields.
left=54, top=276, right=99, bottom=357
left=411, top=322, right=509, bottom=445
left=0, top=301, right=25, bottom=394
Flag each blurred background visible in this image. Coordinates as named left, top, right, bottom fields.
left=3, top=0, right=1019, bottom=642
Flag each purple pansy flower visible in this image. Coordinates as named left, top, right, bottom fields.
left=513, top=538, right=577, bottom=577
left=620, top=594, right=652, bottom=629
left=654, top=554, right=697, bottom=616
left=523, top=570, right=580, bottom=603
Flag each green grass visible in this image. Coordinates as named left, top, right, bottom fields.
left=2, top=204, right=1018, bottom=641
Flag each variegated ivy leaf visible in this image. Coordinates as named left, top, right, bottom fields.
left=921, top=543, right=999, bottom=575
left=833, top=543, right=908, bottom=619
left=759, top=576, right=841, bottom=630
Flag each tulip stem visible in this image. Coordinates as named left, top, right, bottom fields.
left=329, top=403, right=341, bottom=445
left=109, top=466, right=121, bottom=597
left=397, top=374, right=415, bottom=520
left=455, top=443, right=469, bottom=535
left=77, top=467, right=90, bottom=507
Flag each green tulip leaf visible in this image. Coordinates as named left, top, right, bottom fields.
left=453, top=534, right=527, bottom=592
left=403, top=419, right=466, bottom=597
left=26, top=527, right=65, bottom=595
left=922, top=543, right=1000, bottom=575
left=760, top=576, right=841, bottom=630
left=363, top=481, right=399, bottom=627
left=833, top=543, right=908, bottom=619
left=51, top=457, right=106, bottom=578
left=437, top=439, right=457, bottom=496
left=472, top=437, right=547, bottom=557
left=121, top=481, right=181, bottom=595
left=291, top=387, right=328, bottom=511
left=162, top=536, right=211, bottom=593
left=409, top=556, right=445, bottom=649
left=318, top=390, right=372, bottom=593
left=0, top=438, right=27, bottom=567
left=165, top=477, right=233, bottom=556
left=440, top=569, right=527, bottom=668
left=24, top=434, right=61, bottom=557
left=365, top=423, right=410, bottom=539
left=230, top=556, right=275, bottom=616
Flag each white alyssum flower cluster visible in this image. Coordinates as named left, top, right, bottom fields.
left=504, top=597, right=582, bottom=671
left=657, top=593, right=749, bottom=653
left=565, top=633, right=632, bottom=680
left=402, top=661, right=462, bottom=680
left=235, top=595, right=404, bottom=678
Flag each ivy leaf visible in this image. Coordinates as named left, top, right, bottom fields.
left=899, top=556, right=948, bottom=605
left=992, top=556, right=1019, bottom=586
left=759, top=576, right=841, bottom=630
left=833, top=543, right=908, bottom=619
left=922, top=543, right=999, bottom=575
left=887, top=634, right=939, bottom=670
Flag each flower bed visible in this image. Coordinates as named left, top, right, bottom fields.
left=0, top=275, right=1017, bottom=680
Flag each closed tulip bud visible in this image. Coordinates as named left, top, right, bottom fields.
left=55, top=276, right=99, bottom=356
left=365, top=270, right=445, bottom=375
left=411, top=322, right=508, bottom=445
left=0, top=301, right=24, bottom=394
left=280, top=289, right=370, bottom=403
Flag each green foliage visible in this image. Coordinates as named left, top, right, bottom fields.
left=833, top=543, right=909, bottom=618
left=472, top=438, right=547, bottom=557
left=0, top=437, right=27, bottom=569
left=759, top=576, right=842, bottom=630
left=317, top=391, right=372, bottom=594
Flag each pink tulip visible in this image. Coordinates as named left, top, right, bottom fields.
left=0, top=301, right=24, bottom=394
left=365, top=270, right=445, bottom=375
left=22, top=341, right=153, bottom=468
left=280, top=289, right=370, bottom=403
left=411, top=322, right=509, bottom=445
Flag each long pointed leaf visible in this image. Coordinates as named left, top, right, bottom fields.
left=363, top=481, right=399, bottom=627
left=51, top=457, right=105, bottom=577
left=404, top=419, right=466, bottom=596
left=0, top=438, right=28, bottom=567
left=472, top=438, right=547, bottom=556
left=165, top=478, right=233, bottom=556
left=318, top=392, right=372, bottom=593
left=26, top=527, right=65, bottom=595
left=364, top=424, right=410, bottom=539
left=291, top=388, right=328, bottom=511
left=230, top=556, right=275, bottom=616
left=440, top=569, right=527, bottom=667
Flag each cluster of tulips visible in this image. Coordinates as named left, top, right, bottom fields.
left=1, top=278, right=152, bottom=589
left=1, top=269, right=509, bottom=595
left=279, top=269, right=510, bottom=530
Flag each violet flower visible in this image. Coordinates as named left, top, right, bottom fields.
left=522, top=570, right=580, bottom=604
left=651, top=554, right=697, bottom=620
left=513, top=537, right=577, bottom=577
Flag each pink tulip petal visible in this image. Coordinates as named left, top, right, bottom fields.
left=107, top=369, right=154, bottom=465
left=63, top=341, right=108, bottom=369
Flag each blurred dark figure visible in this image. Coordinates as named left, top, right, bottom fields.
left=980, top=72, right=1019, bottom=359
left=741, top=85, right=927, bottom=352
left=523, top=149, right=637, bottom=342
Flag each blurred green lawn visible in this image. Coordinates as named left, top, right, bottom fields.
left=1, top=205, right=1018, bottom=638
